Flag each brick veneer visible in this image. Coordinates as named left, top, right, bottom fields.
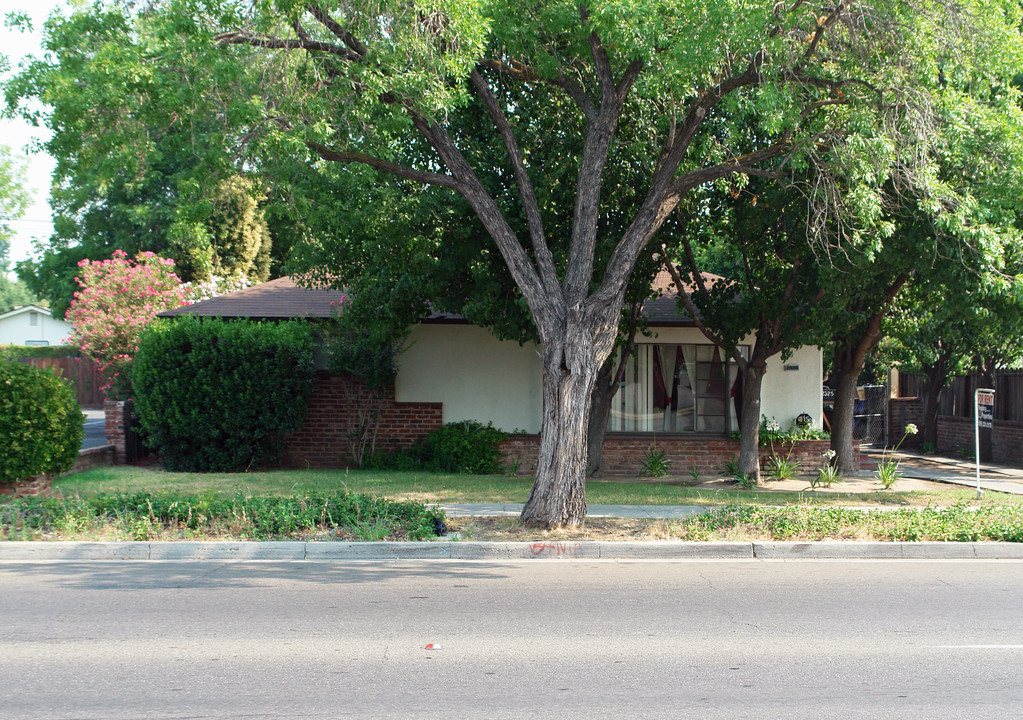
left=500, top=434, right=851, bottom=476
left=936, top=416, right=1023, bottom=464
left=889, top=396, right=1023, bottom=464
left=283, top=371, right=443, bottom=468
left=104, top=400, right=128, bottom=464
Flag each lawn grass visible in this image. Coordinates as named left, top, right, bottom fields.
left=53, top=465, right=1022, bottom=508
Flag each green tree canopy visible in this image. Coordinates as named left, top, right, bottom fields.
left=3, top=6, right=279, bottom=316
left=8, top=0, right=1023, bottom=527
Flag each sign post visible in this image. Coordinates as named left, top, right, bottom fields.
left=975, top=388, right=995, bottom=497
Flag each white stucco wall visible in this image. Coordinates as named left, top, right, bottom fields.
left=397, top=323, right=824, bottom=435
left=396, top=324, right=543, bottom=432
left=758, top=345, right=824, bottom=430
left=0, top=307, right=72, bottom=346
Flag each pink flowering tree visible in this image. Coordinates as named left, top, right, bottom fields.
left=66, top=250, right=188, bottom=400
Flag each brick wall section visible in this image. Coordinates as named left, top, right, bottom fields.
left=283, top=371, right=443, bottom=468
left=500, top=435, right=853, bottom=476
left=936, top=416, right=1023, bottom=464
left=893, top=396, right=1023, bottom=464
left=72, top=445, right=115, bottom=474
left=104, top=400, right=127, bottom=464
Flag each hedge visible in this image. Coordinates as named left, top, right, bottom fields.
left=132, top=316, right=316, bottom=471
left=0, top=361, right=84, bottom=485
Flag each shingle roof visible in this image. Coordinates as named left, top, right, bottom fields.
left=160, top=270, right=726, bottom=326
left=160, top=277, right=346, bottom=319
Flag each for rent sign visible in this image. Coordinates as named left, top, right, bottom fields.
left=977, top=389, right=995, bottom=429
left=974, top=388, right=996, bottom=496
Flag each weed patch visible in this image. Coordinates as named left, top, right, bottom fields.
left=0, top=491, right=445, bottom=542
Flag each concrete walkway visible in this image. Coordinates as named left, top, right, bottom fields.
left=437, top=503, right=711, bottom=519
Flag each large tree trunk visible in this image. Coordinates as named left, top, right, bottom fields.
left=587, top=358, right=616, bottom=477
left=831, top=363, right=860, bottom=476
left=919, top=363, right=947, bottom=449
left=522, top=315, right=615, bottom=529
left=829, top=274, right=910, bottom=475
left=586, top=307, right=639, bottom=477
left=736, top=364, right=765, bottom=483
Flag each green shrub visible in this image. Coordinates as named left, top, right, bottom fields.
left=0, top=345, right=81, bottom=361
left=131, top=316, right=316, bottom=472
left=0, top=361, right=84, bottom=485
left=415, top=420, right=509, bottom=474
left=354, top=421, right=509, bottom=474
left=0, top=490, right=446, bottom=541
left=640, top=446, right=672, bottom=477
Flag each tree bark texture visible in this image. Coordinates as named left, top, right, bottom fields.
left=919, top=363, right=948, bottom=449
left=586, top=359, right=616, bottom=478
left=829, top=274, right=909, bottom=475
left=586, top=307, right=639, bottom=477
left=737, top=365, right=765, bottom=483
left=831, top=366, right=860, bottom=475
left=521, top=318, right=614, bottom=529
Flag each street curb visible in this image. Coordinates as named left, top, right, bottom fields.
left=0, top=540, right=1021, bottom=561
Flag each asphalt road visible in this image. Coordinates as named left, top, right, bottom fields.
left=1, top=560, right=1021, bottom=719
left=81, top=409, right=107, bottom=450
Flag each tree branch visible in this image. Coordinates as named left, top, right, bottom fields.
left=306, top=140, right=461, bottom=189
left=215, top=31, right=361, bottom=62
left=477, top=58, right=597, bottom=120
left=468, top=68, right=560, bottom=295
left=660, top=243, right=745, bottom=374
left=304, top=3, right=368, bottom=57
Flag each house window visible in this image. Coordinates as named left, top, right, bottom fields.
left=29, top=311, right=38, bottom=327
left=607, top=343, right=749, bottom=434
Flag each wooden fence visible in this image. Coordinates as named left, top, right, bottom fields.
left=899, top=370, right=1023, bottom=422
left=17, top=356, right=105, bottom=408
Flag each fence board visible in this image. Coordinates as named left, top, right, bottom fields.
left=900, top=370, right=1023, bottom=422
left=17, top=356, right=105, bottom=408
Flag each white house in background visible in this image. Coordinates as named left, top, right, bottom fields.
left=162, top=274, right=824, bottom=435
left=0, top=305, right=73, bottom=346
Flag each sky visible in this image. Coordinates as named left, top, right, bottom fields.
left=2, top=0, right=69, bottom=278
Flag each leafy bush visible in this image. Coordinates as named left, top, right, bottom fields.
left=366, top=421, right=509, bottom=474
left=414, top=420, right=509, bottom=474
left=0, top=361, right=84, bottom=485
left=132, top=316, right=315, bottom=472
left=326, top=328, right=405, bottom=467
left=758, top=415, right=829, bottom=444
left=0, top=490, right=446, bottom=541
left=0, top=345, right=81, bottom=361
left=667, top=503, right=1023, bottom=543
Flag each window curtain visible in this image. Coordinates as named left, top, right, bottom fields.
left=680, top=345, right=701, bottom=430
left=658, top=345, right=677, bottom=431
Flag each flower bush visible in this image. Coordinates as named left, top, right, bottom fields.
left=65, top=250, right=188, bottom=399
